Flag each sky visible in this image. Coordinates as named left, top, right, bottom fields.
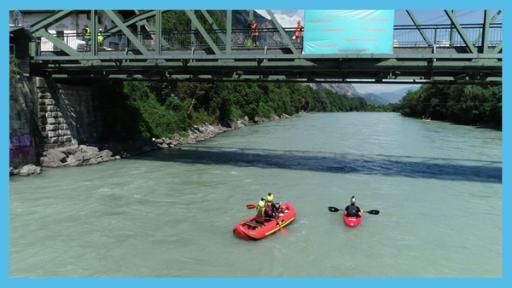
left=256, top=10, right=500, bottom=96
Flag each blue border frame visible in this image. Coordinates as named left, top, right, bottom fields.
left=2, top=1, right=508, bottom=287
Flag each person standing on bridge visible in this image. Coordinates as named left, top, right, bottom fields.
left=83, top=25, right=91, bottom=47
left=97, top=28, right=105, bottom=50
left=345, top=196, right=363, bottom=218
left=250, top=20, right=259, bottom=48
left=294, top=20, right=304, bottom=52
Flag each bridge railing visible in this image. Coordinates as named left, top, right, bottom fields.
left=36, top=28, right=302, bottom=53
left=393, top=23, right=502, bottom=48
left=35, top=23, right=502, bottom=55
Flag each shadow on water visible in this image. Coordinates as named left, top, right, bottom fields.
left=133, top=147, right=502, bottom=183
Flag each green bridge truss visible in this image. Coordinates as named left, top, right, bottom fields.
left=27, top=10, right=502, bottom=84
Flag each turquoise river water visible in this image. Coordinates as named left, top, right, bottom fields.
left=10, top=112, right=502, bottom=277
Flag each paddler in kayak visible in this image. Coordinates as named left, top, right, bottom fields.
left=344, top=196, right=363, bottom=218
left=256, top=198, right=266, bottom=224
left=264, top=193, right=279, bottom=219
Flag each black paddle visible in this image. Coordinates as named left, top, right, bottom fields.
left=328, top=206, right=380, bottom=215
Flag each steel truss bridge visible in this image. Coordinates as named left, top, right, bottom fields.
left=27, top=10, right=502, bottom=84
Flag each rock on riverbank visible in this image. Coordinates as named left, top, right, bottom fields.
left=10, top=164, right=41, bottom=177
left=152, top=123, right=230, bottom=149
left=10, top=113, right=294, bottom=177
left=40, top=145, right=120, bottom=168
left=151, top=114, right=290, bottom=148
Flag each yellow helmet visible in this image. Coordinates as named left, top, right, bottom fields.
left=266, top=193, right=274, bottom=202
left=258, top=198, right=265, bottom=208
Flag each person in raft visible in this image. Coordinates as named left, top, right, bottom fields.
left=345, top=196, right=363, bottom=218
left=256, top=197, right=267, bottom=224
left=264, top=193, right=279, bottom=219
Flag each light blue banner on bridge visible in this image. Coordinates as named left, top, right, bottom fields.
left=303, top=10, right=395, bottom=54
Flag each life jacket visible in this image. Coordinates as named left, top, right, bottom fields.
left=265, top=194, right=274, bottom=215
left=250, top=22, right=259, bottom=36
left=265, top=203, right=273, bottom=216
left=97, top=32, right=105, bottom=43
left=294, top=24, right=303, bottom=38
left=84, top=27, right=91, bottom=39
left=346, top=204, right=361, bottom=217
left=256, top=200, right=266, bottom=218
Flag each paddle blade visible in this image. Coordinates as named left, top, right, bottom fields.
left=328, top=206, right=340, bottom=213
left=278, top=228, right=288, bottom=235
left=246, top=204, right=256, bottom=209
left=366, top=209, right=380, bottom=215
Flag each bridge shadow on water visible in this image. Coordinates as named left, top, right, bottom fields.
left=133, top=147, right=502, bottom=184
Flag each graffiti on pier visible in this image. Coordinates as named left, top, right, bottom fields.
left=10, top=133, right=33, bottom=161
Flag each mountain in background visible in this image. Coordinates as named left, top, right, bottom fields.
left=360, top=93, right=388, bottom=105
left=209, top=10, right=273, bottom=29
left=378, top=86, right=420, bottom=103
left=361, top=86, right=420, bottom=104
left=234, top=11, right=273, bottom=28
left=305, top=83, right=360, bottom=98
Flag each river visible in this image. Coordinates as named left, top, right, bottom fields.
left=10, top=112, right=502, bottom=277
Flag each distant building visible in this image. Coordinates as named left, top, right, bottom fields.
left=9, top=10, right=151, bottom=52
left=11, top=11, right=116, bottom=51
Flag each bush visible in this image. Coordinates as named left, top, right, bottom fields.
left=397, top=83, right=502, bottom=128
left=123, top=82, right=192, bottom=139
left=117, top=80, right=374, bottom=139
left=257, top=102, right=275, bottom=118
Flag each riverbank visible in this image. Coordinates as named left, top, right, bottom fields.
left=411, top=116, right=503, bottom=131
left=9, top=113, right=292, bottom=177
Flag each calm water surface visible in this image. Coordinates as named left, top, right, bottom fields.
left=10, top=113, right=502, bottom=277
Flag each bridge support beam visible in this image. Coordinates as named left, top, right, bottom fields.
left=29, top=10, right=72, bottom=33
left=201, top=10, right=226, bottom=44
left=449, top=10, right=455, bottom=46
left=91, top=10, right=98, bottom=56
left=156, top=10, right=162, bottom=55
left=226, top=10, right=232, bottom=54
left=493, top=43, right=502, bottom=54
left=481, top=10, right=490, bottom=54
left=185, top=10, right=222, bottom=55
left=104, top=10, right=170, bottom=51
left=33, top=30, right=83, bottom=59
left=106, top=10, right=157, bottom=34
left=445, top=10, right=477, bottom=54
left=406, top=10, right=433, bottom=47
left=104, top=10, right=149, bottom=55
left=475, top=10, right=501, bottom=46
left=266, top=10, right=299, bottom=55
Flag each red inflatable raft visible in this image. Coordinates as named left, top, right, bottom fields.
left=343, top=215, right=362, bottom=228
left=233, top=203, right=296, bottom=240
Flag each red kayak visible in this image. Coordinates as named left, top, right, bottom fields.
left=343, top=215, right=362, bottom=228
left=233, top=203, right=296, bottom=240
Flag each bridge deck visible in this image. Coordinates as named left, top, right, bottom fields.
left=26, top=10, right=502, bottom=83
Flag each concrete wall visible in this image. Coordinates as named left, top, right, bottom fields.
left=9, top=75, right=39, bottom=168
left=10, top=76, right=104, bottom=168
left=53, top=81, right=103, bottom=145
left=35, top=78, right=102, bottom=149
